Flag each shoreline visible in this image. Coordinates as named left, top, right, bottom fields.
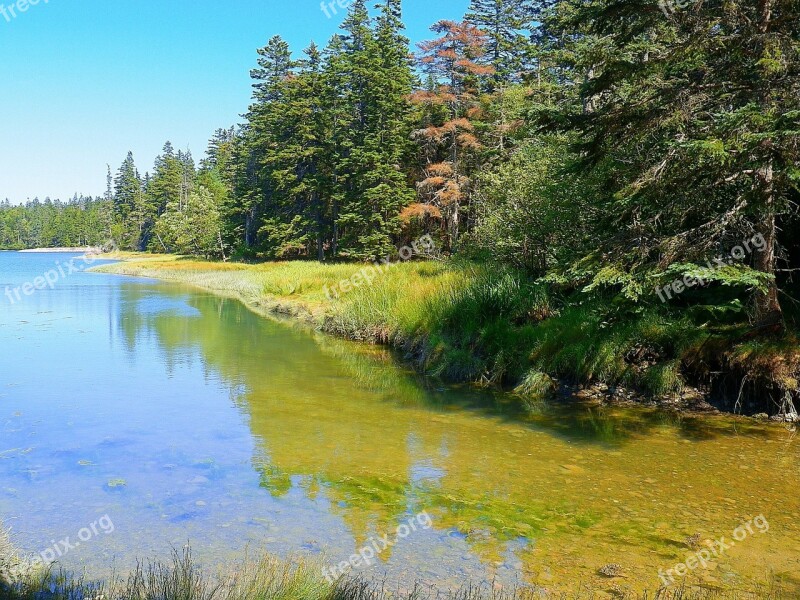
left=17, top=247, right=102, bottom=254
left=0, top=259, right=792, bottom=600
left=91, top=255, right=799, bottom=422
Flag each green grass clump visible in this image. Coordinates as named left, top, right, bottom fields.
left=0, top=549, right=333, bottom=600
left=514, top=370, right=558, bottom=410
left=522, top=301, right=704, bottom=396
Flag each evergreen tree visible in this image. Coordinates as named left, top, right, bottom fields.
left=148, top=142, right=182, bottom=217
left=0, top=196, right=114, bottom=250
left=104, top=165, right=114, bottom=202
left=200, top=128, right=238, bottom=257
left=413, top=20, right=494, bottom=250
left=257, top=42, right=332, bottom=259
left=113, top=152, right=140, bottom=219
left=331, top=0, right=416, bottom=260
left=466, top=0, right=535, bottom=86
left=234, top=36, right=298, bottom=251
left=113, top=151, right=147, bottom=249
left=543, top=0, right=800, bottom=326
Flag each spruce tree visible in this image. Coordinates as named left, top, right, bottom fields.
left=258, top=42, right=332, bottom=259
left=113, top=152, right=140, bottom=220
left=332, top=0, right=416, bottom=260
left=543, top=0, right=800, bottom=326
left=148, top=142, right=183, bottom=218
left=466, top=0, right=535, bottom=86
left=234, top=36, right=297, bottom=251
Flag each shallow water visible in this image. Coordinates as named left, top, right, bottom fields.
left=0, top=252, right=798, bottom=594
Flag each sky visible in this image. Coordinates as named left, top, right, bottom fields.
left=0, top=0, right=469, bottom=204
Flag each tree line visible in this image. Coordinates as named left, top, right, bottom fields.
left=0, top=196, right=112, bottom=250
left=4, top=0, right=798, bottom=324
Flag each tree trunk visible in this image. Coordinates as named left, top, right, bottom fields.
left=753, top=1, right=781, bottom=329
left=754, top=160, right=783, bottom=329
left=218, top=230, right=227, bottom=262
left=245, top=208, right=255, bottom=248
left=332, top=198, right=339, bottom=258
left=315, top=193, right=325, bottom=262
left=758, top=0, right=773, bottom=33
left=450, top=200, right=459, bottom=252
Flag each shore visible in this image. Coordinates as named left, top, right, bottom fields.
left=18, top=247, right=103, bottom=253
left=0, top=526, right=791, bottom=599
left=92, top=255, right=800, bottom=418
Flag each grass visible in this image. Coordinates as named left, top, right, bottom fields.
left=93, top=256, right=800, bottom=415
left=0, top=542, right=792, bottom=599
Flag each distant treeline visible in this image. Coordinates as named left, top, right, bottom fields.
left=0, top=197, right=112, bottom=250
left=5, top=0, right=799, bottom=324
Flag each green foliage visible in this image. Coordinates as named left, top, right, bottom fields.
left=228, top=1, right=415, bottom=261
left=154, top=186, right=228, bottom=258
left=535, top=0, right=800, bottom=320
left=0, top=196, right=112, bottom=249
left=465, top=0, right=536, bottom=85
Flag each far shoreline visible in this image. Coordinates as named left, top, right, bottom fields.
left=18, top=247, right=102, bottom=253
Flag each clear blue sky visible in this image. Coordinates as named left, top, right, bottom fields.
left=0, top=0, right=469, bottom=203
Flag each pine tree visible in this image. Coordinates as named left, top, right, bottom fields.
left=466, top=0, right=535, bottom=86
left=257, top=42, right=332, bottom=259
left=113, top=152, right=140, bottom=219
left=544, top=0, right=800, bottom=326
left=104, top=165, right=114, bottom=202
left=331, top=0, right=416, bottom=260
left=146, top=142, right=184, bottom=240
left=412, top=20, right=494, bottom=250
left=234, top=36, right=298, bottom=251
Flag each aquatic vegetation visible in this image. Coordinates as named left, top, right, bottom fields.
left=0, top=526, right=19, bottom=581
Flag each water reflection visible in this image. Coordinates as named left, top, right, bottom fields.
left=109, top=280, right=800, bottom=593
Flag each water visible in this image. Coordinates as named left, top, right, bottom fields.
left=1, top=251, right=799, bottom=594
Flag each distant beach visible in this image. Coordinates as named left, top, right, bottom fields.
left=18, top=247, right=100, bottom=253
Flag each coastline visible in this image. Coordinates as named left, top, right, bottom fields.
left=17, top=247, right=102, bottom=253
left=0, top=258, right=792, bottom=599
left=91, top=255, right=799, bottom=420
left=17, top=246, right=100, bottom=254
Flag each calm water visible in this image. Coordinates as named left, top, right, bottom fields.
left=1, top=252, right=799, bottom=594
